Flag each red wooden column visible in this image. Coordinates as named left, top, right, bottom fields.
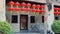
left=15, top=2, right=20, bottom=13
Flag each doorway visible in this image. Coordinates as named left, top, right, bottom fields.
left=20, top=14, right=28, bottom=30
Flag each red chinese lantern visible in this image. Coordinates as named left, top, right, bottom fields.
left=8, top=7, right=14, bottom=13
left=41, top=5, right=45, bottom=15
left=54, top=8, right=59, bottom=10
left=9, top=1, right=14, bottom=7
left=27, top=3, right=31, bottom=13
left=54, top=12, right=60, bottom=15
left=27, top=8, right=31, bottom=13
left=32, top=4, right=36, bottom=14
left=32, top=4, right=36, bottom=9
left=37, top=5, right=41, bottom=9
left=21, top=8, right=26, bottom=11
left=15, top=8, right=20, bottom=13
left=21, top=2, right=26, bottom=7
left=15, top=2, right=20, bottom=7
left=15, top=2, right=20, bottom=13
left=36, top=10, right=41, bottom=13
left=27, top=3, right=31, bottom=7
left=59, top=12, right=60, bottom=14
left=36, top=10, right=40, bottom=12
left=41, top=5, right=45, bottom=8
left=21, top=2, right=26, bottom=12
left=36, top=5, right=41, bottom=14
left=8, top=1, right=14, bottom=13
left=32, top=9, right=36, bottom=14
left=59, top=8, right=60, bottom=10
left=54, top=12, right=58, bottom=15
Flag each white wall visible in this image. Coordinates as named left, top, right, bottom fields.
left=0, top=0, right=6, bottom=21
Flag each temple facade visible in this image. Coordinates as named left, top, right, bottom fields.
left=0, top=0, right=60, bottom=34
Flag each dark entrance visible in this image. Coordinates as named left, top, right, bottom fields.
left=20, top=14, right=28, bottom=30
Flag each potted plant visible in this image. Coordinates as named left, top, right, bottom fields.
left=51, top=20, right=60, bottom=34
left=0, top=21, right=13, bottom=34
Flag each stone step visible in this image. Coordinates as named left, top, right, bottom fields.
left=14, top=33, right=44, bottom=34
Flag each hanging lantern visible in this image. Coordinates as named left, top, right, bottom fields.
left=41, top=5, right=45, bottom=8
left=15, top=2, right=20, bottom=7
left=15, top=2, right=20, bottom=13
left=54, top=8, right=59, bottom=11
left=9, top=1, right=14, bottom=7
left=27, top=3, right=31, bottom=13
left=8, top=1, right=14, bottom=13
left=36, top=5, right=41, bottom=14
left=15, top=8, right=20, bottom=13
left=21, top=2, right=26, bottom=12
left=58, top=12, right=60, bottom=15
left=21, top=2, right=26, bottom=7
left=37, top=5, right=41, bottom=9
left=54, top=12, right=60, bottom=15
left=36, top=10, right=40, bottom=12
left=59, top=8, right=60, bottom=11
left=32, top=9, right=36, bottom=13
left=21, top=8, right=26, bottom=11
left=54, top=12, right=59, bottom=15
left=41, top=5, right=45, bottom=15
left=32, top=4, right=36, bottom=14
left=41, top=10, right=45, bottom=12
left=27, top=8, right=31, bottom=13
left=8, top=7, right=14, bottom=13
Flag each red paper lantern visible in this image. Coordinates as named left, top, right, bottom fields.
left=36, top=5, right=41, bottom=8
left=36, top=10, right=40, bottom=12
left=58, top=12, right=60, bottom=14
left=27, top=8, right=30, bottom=11
left=15, top=2, right=20, bottom=6
left=21, top=8, right=26, bottom=11
left=40, top=10, right=45, bottom=12
left=8, top=7, right=14, bottom=11
left=15, top=8, right=20, bottom=11
left=54, top=12, right=60, bottom=15
left=21, top=2, right=26, bottom=6
left=54, top=8, right=59, bottom=10
left=27, top=3, right=31, bottom=7
left=15, top=8, right=20, bottom=13
left=9, top=1, right=14, bottom=6
left=8, top=7, right=14, bottom=13
left=59, top=8, right=60, bottom=10
left=54, top=12, right=58, bottom=15
left=32, top=9, right=36, bottom=12
left=32, top=4, right=36, bottom=8
left=41, top=5, right=45, bottom=8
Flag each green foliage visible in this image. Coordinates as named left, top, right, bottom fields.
left=52, top=20, right=60, bottom=33
left=0, top=21, right=13, bottom=34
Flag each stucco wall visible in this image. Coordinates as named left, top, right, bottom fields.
left=0, top=0, right=6, bottom=21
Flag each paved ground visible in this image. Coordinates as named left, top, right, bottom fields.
left=14, top=32, right=44, bottom=34
left=14, top=30, right=44, bottom=34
